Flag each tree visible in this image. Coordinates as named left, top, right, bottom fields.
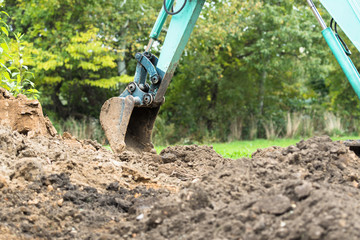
left=161, top=0, right=332, bottom=141
left=4, top=0, right=161, bottom=118
left=0, top=10, right=39, bottom=99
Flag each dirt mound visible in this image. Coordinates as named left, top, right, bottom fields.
left=1, top=125, right=360, bottom=239
left=0, top=88, right=57, bottom=137
left=117, top=145, right=230, bottom=188
left=0, top=126, right=162, bottom=192
left=138, top=136, right=360, bottom=239
left=0, top=125, right=229, bottom=239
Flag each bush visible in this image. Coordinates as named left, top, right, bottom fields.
left=0, top=12, right=39, bottom=99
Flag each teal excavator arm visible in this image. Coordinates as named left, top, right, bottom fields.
left=100, top=0, right=205, bottom=154
left=307, top=0, right=360, bottom=99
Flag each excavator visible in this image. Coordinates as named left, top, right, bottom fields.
left=100, top=0, right=360, bottom=155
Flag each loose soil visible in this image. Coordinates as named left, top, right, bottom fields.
left=1, top=90, right=360, bottom=239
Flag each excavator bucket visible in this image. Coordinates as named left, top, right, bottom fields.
left=100, top=96, right=160, bottom=154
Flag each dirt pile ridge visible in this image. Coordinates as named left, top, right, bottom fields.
left=0, top=126, right=196, bottom=192
left=0, top=124, right=230, bottom=239
left=1, top=119, right=360, bottom=239
left=139, top=136, right=360, bottom=240
left=0, top=88, right=57, bottom=138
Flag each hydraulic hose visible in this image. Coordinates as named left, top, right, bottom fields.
left=163, top=0, right=187, bottom=16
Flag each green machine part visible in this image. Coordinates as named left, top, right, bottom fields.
left=320, top=0, right=360, bottom=100
left=153, top=0, right=205, bottom=104
left=322, top=28, right=360, bottom=99
left=150, top=0, right=175, bottom=40
left=99, top=0, right=206, bottom=154
left=308, top=0, right=360, bottom=100
left=319, top=0, right=360, bottom=52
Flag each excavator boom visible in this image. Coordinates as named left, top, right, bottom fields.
left=100, top=0, right=205, bottom=154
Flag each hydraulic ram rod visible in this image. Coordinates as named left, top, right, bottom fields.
left=306, top=0, right=327, bottom=30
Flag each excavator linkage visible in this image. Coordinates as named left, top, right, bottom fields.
left=100, top=0, right=205, bottom=154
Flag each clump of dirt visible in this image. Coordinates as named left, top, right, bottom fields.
left=118, top=145, right=230, bottom=188
left=0, top=88, right=57, bottom=137
left=1, top=173, right=169, bottom=239
left=1, top=117, right=360, bottom=239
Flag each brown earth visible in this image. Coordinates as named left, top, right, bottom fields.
left=1, top=91, right=360, bottom=239
left=0, top=88, right=57, bottom=138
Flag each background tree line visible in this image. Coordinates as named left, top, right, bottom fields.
left=3, top=0, right=360, bottom=144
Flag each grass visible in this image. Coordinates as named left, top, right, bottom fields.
left=155, top=136, right=360, bottom=159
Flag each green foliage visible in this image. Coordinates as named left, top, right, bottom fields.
left=152, top=116, right=177, bottom=146
left=0, top=12, right=39, bottom=99
left=160, top=0, right=333, bottom=142
left=3, top=0, right=360, bottom=143
left=5, top=0, right=161, bottom=117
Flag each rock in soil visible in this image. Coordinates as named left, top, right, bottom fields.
left=1, top=117, right=360, bottom=239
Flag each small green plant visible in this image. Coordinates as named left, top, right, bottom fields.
left=0, top=12, right=39, bottom=99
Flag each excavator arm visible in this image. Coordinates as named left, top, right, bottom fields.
left=100, top=0, right=205, bottom=154
left=307, top=0, right=360, bottom=100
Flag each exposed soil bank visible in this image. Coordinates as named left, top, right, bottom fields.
left=0, top=88, right=56, bottom=138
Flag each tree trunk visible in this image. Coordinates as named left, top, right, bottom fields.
left=258, top=70, right=267, bottom=117
left=230, top=117, right=243, bottom=141
left=50, top=82, right=69, bottom=118
left=118, top=20, right=129, bottom=77
left=207, top=82, right=218, bottom=131
left=117, top=41, right=127, bottom=76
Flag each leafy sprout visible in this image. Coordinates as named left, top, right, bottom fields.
left=0, top=11, right=39, bottom=99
